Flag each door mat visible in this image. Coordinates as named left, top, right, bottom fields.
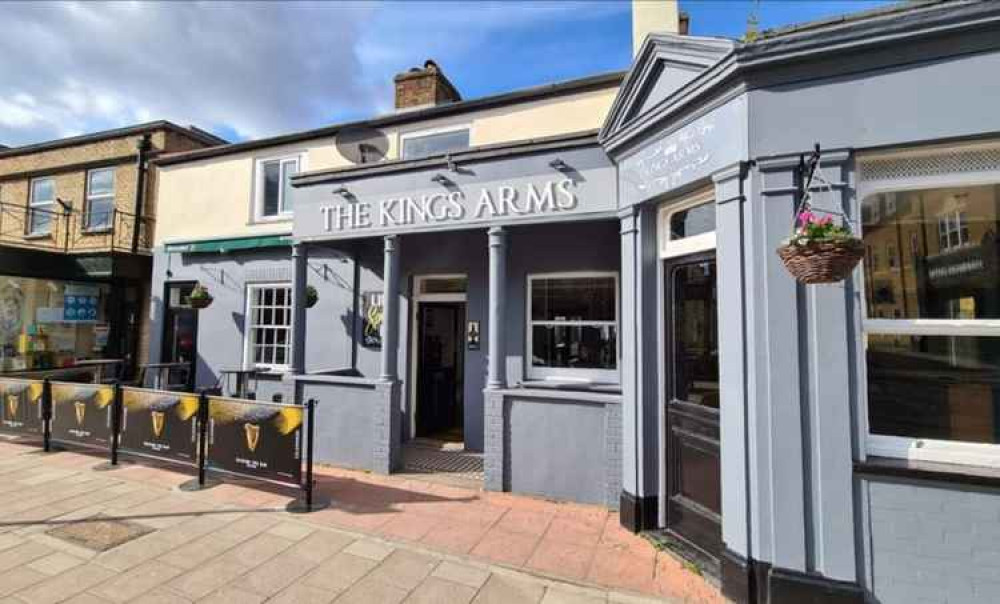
left=46, top=515, right=154, bottom=551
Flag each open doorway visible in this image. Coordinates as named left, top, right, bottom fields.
left=411, top=274, right=467, bottom=442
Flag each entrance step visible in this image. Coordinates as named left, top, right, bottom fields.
left=400, top=439, right=484, bottom=489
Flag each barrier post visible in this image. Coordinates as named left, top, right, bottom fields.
left=305, top=398, right=316, bottom=511
left=42, top=379, right=52, bottom=453
left=110, top=381, right=122, bottom=466
left=197, top=390, right=209, bottom=487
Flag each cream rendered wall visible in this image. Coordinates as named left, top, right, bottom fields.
left=153, top=85, right=618, bottom=245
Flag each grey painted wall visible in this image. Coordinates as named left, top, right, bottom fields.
left=749, top=41, right=1000, bottom=159
left=862, top=477, right=1000, bottom=604
left=506, top=395, right=618, bottom=506
left=298, top=379, right=378, bottom=470
left=149, top=245, right=357, bottom=391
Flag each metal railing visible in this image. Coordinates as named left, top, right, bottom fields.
left=0, top=202, right=154, bottom=254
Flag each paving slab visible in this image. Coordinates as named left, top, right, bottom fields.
left=404, top=576, right=478, bottom=604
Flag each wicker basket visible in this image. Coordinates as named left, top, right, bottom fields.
left=189, top=294, right=214, bottom=309
left=777, top=238, right=864, bottom=284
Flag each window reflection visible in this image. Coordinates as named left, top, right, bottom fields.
left=862, top=185, right=1000, bottom=320
left=867, top=334, right=1000, bottom=444
left=671, top=261, right=718, bottom=408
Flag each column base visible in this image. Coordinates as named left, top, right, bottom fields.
left=618, top=490, right=657, bottom=533
left=721, top=547, right=865, bottom=604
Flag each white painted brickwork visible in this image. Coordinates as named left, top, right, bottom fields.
left=867, top=479, right=1000, bottom=604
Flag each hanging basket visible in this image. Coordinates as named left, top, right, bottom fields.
left=305, top=285, right=318, bottom=309
left=777, top=238, right=864, bottom=284
left=188, top=285, right=214, bottom=309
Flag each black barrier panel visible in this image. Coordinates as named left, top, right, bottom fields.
left=206, top=397, right=303, bottom=485
left=0, top=378, right=44, bottom=436
left=120, top=387, right=198, bottom=464
left=49, top=382, right=114, bottom=448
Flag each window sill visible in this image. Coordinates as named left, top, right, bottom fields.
left=517, top=380, right=621, bottom=395
left=249, top=215, right=292, bottom=226
left=855, top=456, right=1000, bottom=489
left=23, top=232, right=53, bottom=240
left=82, top=227, right=112, bottom=235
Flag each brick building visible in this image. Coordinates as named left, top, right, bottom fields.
left=0, top=122, right=224, bottom=380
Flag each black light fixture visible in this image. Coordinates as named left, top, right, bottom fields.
left=549, top=158, right=569, bottom=171
left=431, top=174, right=453, bottom=186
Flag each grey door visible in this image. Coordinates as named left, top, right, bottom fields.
left=664, top=254, right=721, bottom=566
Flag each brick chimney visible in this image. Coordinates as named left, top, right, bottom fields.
left=394, top=60, right=462, bottom=111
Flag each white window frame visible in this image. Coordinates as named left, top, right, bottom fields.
left=242, top=282, right=293, bottom=372
left=253, top=154, right=304, bottom=223
left=28, top=177, right=56, bottom=236
left=658, top=189, right=716, bottom=259
left=858, top=144, right=1000, bottom=468
left=526, top=271, right=620, bottom=383
left=84, top=167, right=115, bottom=232
left=399, top=124, right=471, bottom=160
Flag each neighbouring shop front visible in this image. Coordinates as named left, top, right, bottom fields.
left=599, top=3, right=1000, bottom=604
left=0, top=248, right=147, bottom=383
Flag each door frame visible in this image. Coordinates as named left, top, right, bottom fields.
left=161, top=280, right=199, bottom=384
left=408, top=274, right=467, bottom=441
left=658, top=250, right=721, bottom=569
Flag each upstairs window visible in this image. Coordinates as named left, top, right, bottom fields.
left=401, top=128, right=470, bottom=160
left=28, top=178, right=55, bottom=235
left=255, top=156, right=300, bottom=220
left=85, top=168, right=114, bottom=231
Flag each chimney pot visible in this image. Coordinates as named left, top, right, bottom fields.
left=394, top=59, right=461, bottom=111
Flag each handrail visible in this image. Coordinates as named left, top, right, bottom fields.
left=0, top=201, right=154, bottom=253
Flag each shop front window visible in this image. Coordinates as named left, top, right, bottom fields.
left=0, top=276, right=112, bottom=372
left=244, top=283, right=292, bottom=371
left=862, top=183, right=1000, bottom=465
left=527, top=273, right=618, bottom=383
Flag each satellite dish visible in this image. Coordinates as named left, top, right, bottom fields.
left=336, top=125, right=389, bottom=165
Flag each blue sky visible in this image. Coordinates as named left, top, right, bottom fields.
left=0, top=1, right=890, bottom=147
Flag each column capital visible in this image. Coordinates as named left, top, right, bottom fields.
left=384, top=234, right=399, bottom=252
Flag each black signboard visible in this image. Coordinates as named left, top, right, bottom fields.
left=207, top=397, right=303, bottom=485
left=49, top=383, right=114, bottom=448
left=0, top=379, right=44, bottom=436
left=120, top=388, right=198, bottom=464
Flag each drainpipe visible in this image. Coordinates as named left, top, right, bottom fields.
left=131, top=134, right=153, bottom=253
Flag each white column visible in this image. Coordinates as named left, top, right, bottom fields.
left=487, top=227, right=507, bottom=389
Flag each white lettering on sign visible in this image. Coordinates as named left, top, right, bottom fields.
left=320, top=179, right=578, bottom=233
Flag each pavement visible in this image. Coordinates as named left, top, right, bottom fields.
left=0, top=437, right=723, bottom=604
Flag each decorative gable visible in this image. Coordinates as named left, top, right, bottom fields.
left=600, top=33, right=735, bottom=143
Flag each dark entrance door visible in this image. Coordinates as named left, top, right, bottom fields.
left=161, top=282, right=199, bottom=387
left=416, top=302, right=465, bottom=440
left=663, top=253, right=722, bottom=567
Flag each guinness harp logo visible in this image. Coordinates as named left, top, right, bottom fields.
left=151, top=411, right=166, bottom=438
left=74, top=401, right=86, bottom=426
left=5, top=395, right=17, bottom=418
left=244, top=423, right=261, bottom=453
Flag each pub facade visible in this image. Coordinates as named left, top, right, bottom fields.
left=146, top=2, right=1000, bottom=603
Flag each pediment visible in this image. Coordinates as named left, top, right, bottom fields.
left=600, top=33, right=735, bottom=142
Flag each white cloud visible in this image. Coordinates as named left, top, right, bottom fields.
left=0, top=1, right=627, bottom=147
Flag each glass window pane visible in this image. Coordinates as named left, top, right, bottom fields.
left=29, top=209, right=52, bottom=234
left=867, top=334, right=1000, bottom=444
left=86, top=198, right=113, bottom=230
left=862, top=185, right=1000, bottom=320
left=88, top=169, right=114, bottom=196
left=31, top=179, right=54, bottom=204
left=262, top=161, right=280, bottom=217
left=402, top=129, right=470, bottom=160
left=531, top=325, right=617, bottom=369
left=531, top=277, right=616, bottom=321
left=671, top=261, right=719, bottom=407
left=280, top=160, right=297, bottom=213
left=669, top=203, right=715, bottom=240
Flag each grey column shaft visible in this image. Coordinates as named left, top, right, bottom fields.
left=487, top=227, right=507, bottom=389
left=291, top=243, right=308, bottom=374
left=380, top=235, right=400, bottom=382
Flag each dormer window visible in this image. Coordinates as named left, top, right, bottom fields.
left=255, top=155, right=301, bottom=221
